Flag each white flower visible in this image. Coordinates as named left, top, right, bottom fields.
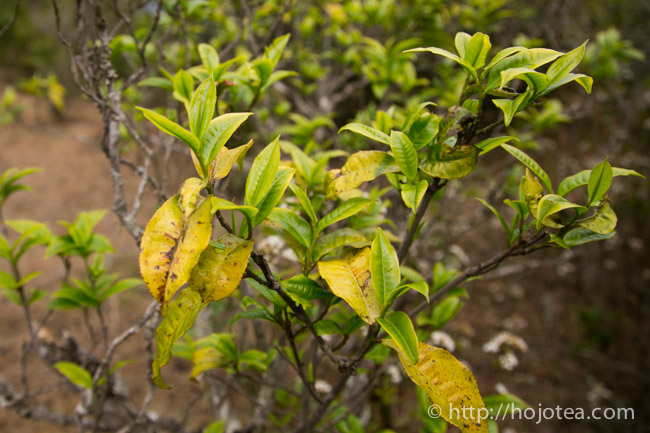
left=498, top=352, right=519, bottom=371
left=429, top=331, right=456, bottom=352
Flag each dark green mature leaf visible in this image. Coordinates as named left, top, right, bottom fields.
left=390, top=131, right=418, bottom=181
left=420, top=145, right=477, bottom=179
left=563, top=227, right=615, bottom=246
left=500, top=144, right=552, bottom=192
left=370, top=228, right=400, bottom=307
left=245, top=137, right=280, bottom=207
left=318, top=198, right=372, bottom=233
left=377, top=311, right=419, bottom=364
left=557, top=167, right=644, bottom=196
left=153, top=290, right=205, bottom=389
left=587, top=159, right=613, bottom=206
left=189, top=77, right=216, bottom=138
left=339, top=123, right=390, bottom=145
left=283, top=275, right=333, bottom=300
left=268, top=208, right=312, bottom=248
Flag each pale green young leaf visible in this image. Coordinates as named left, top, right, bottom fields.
left=198, top=43, right=219, bottom=72
left=406, top=47, right=479, bottom=83
left=54, top=362, right=93, bottom=389
left=546, top=41, right=587, bottom=85
left=499, top=68, right=548, bottom=94
left=483, top=394, right=530, bottom=414
left=464, top=32, right=491, bottom=69
left=454, top=32, right=471, bottom=58
left=318, top=198, right=372, bottom=233
left=377, top=311, right=419, bottom=364
left=245, top=137, right=280, bottom=207
left=137, top=108, right=201, bottom=156
left=210, top=197, right=258, bottom=221
left=172, top=70, right=194, bottom=105
left=189, top=77, right=216, bottom=138
left=401, top=179, right=428, bottom=213
left=338, top=123, right=390, bottom=145
left=538, top=73, right=593, bottom=97
left=587, top=159, right=613, bottom=206
left=253, top=167, right=295, bottom=226
left=265, top=34, right=291, bottom=67
left=153, top=290, right=205, bottom=389
left=390, top=131, right=418, bottom=181
left=476, top=136, right=516, bottom=155
left=200, top=113, right=253, bottom=167
left=557, top=167, right=644, bottom=197
left=483, top=46, right=527, bottom=72
left=312, top=228, right=370, bottom=262
left=492, top=90, right=532, bottom=127
left=500, top=144, right=552, bottom=192
left=402, top=102, right=436, bottom=132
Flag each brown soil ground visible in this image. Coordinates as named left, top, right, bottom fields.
left=1, top=92, right=648, bottom=433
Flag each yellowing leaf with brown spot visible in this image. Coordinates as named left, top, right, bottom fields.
left=325, top=151, right=399, bottom=197
left=139, top=195, right=183, bottom=303
left=179, top=177, right=206, bottom=222
left=163, top=197, right=213, bottom=307
left=383, top=340, right=488, bottom=433
left=190, top=234, right=254, bottom=302
left=318, top=247, right=380, bottom=324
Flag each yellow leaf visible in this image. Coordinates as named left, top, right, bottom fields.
left=190, top=347, right=227, bottom=379
left=318, top=248, right=381, bottom=324
left=179, top=177, right=206, bottom=222
left=192, top=140, right=253, bottom=182
left=383, top=340, right=488, bottom=433
left=163, top=197, right=213, bottom=306
left=325, top=151, right=399, bottom=197
left=139, top=195, right=183, bottom=303
left=190, top=234, right=254, bottom=302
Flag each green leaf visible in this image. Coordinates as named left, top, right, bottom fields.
left=312, top=228, right=370, bottom=262
left=500, top=144, right=552, bottom=192
left=153, top=290, right=205, bottom=389
left=190, top=234, right=254, bottom=302
left=483, top=393, right=530, bottom=413
left=370, top=228, right=400, bottom=307
left=318, top=248, right=381, bottom=325
left=283, top=275, right=333, bottom=300
left=100, top=278, right=142, bottom=302
left=538, top=73, right=593, bottom=97
left=557, top=167, right=644, bottom=197
left=318, top=198, right=372, bottom=233
left=563, top=227, right=615, bottom=247
left=406, top=47, right=479, bottom=83
left=377, top=311, right=419, bottom=365
left=390, top=131, right=418, bottom=181
left=245, top=137, right=280, bottom=207
left=464, top=32, right=491, bottom=69
left=492, top=90, right=533, bottom=127
left=499, top=68, right=548, bottom=94
left=137, top=107, right=201, bottom=156
left=587, top=159, right=613, bottom=206
left=0, top=270, right=15, bottom=290
left=313, top=319, right=343, bottom=336
left=420, top=145, right=477, bottom=179
left=578, top=200, right=617, bottom=234
left=200, top=113, right=253, bottom=167
left=325, top=151, right=399, bottom=196
left=475, top=136, right=516, bottom=155
left=288, top=184, right=317, bottom=223
left=210, top=197, right=258, bottom=221
left=268, top=208, right=312, bottom=248
left=483, top=46, right=527, bottom=72
left=198, top=43, right=219, bottom=72
left=383, top=340, right=488, bottom=433
left=189, top=77, right=216, bottom=138
left=172, top=70, right=194, bottom=105
left=546, top=41, right=587, bottom=85
left=138, top=76, right=173, bottom=91
left=454, top=32, right=471, bottom=58
left=430, top=296, right=463, bottom=328
left=253, top=167, right=295, bottom=226
left=265, top=34, right=291, bottom=67
left=338, top=123, right=390, bottom=145
left=54, top=362, right=93, bottom=389
left=536, top=194, right=585, bottom=229
left=475, top=198, right=509, bottom=233
left=401, top=180, right=428, bottom=213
